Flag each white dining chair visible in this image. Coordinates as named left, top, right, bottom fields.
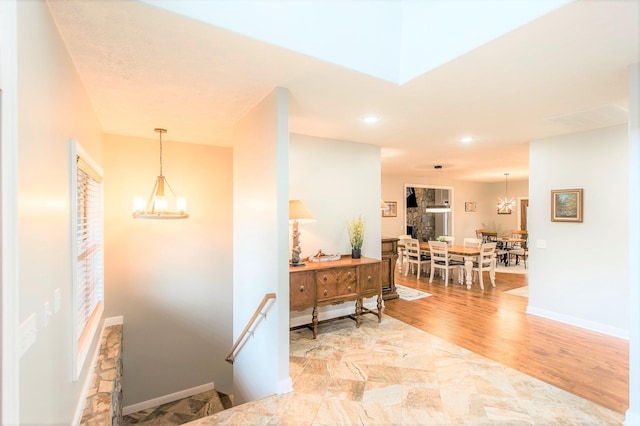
left=397, top=234, right=412, bottom=273
left=428, top=241, right=463, bottom=285
left=472, top=242, right=497, bottom=290
left=403, top=239, right=429, bottom=280
left=463, top=238, right=482, bottom=247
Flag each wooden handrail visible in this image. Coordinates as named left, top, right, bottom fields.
left=225, top=292, right=276, bottom=364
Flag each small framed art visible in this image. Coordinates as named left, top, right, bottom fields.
left=382, top=201, right=397, bottom=217
left=551, top=188, right=583, bottom=222
left=465, top=202, right=477, bottom=212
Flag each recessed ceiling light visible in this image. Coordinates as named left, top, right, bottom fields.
left=460, top=136, right=473, bottom=143
left=361, top=115, right=380, bottom=124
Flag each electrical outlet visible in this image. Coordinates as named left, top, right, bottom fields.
left=54, top=288, right=61, bottom=313
left=19, top=313, right=37, bottom=358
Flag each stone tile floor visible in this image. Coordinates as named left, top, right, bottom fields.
left=122, top=390, right=232, bottom=425
left=184, top=316, right=624, bottom=425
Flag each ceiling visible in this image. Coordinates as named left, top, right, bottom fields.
left=46, top=0, right=639, bottom=182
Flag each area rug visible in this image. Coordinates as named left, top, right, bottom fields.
left=504, top=286, right=528, bottom=297
left=395, top=284, right=432, bottom=301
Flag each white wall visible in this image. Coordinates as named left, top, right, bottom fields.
left=289, top=134, right=382, bottom=325
left=16, top=2, right=104, bottom=423
left=232, top=88, right=290, bottom=404
left=103, top=134, right=233, bottom=405
left=290, top=134, right=382, bottom=260
left=528, top=125, right=629, bottom=337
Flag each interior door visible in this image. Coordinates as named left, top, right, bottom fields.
left=520, top=199, right=529, bottom=230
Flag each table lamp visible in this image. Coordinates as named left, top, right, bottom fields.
left=289, top=200, right=316, bottom=266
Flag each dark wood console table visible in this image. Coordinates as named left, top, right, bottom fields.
left=381, top=237, right=399, bottom=300
left=289, top=256, right=383, bottom=338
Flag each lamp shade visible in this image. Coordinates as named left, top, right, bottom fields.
left=289, top=200, right=316, bottom=223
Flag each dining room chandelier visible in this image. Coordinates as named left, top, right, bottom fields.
left=132, top=128, right=189, bottom=219
left=497, top=172, right=516, bottom=213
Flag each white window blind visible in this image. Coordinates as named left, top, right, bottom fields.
left=71, top=141, right=104, bottom=379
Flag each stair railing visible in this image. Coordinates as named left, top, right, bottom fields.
left=225, top=292, right=276, bottom=364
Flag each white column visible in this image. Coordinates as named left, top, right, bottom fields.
left=1, top=0, right=20, bottom=424
left=626, top=61, right=640, bottom=426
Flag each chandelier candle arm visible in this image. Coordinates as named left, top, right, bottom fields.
left=132, top=128, right=189, bottom=219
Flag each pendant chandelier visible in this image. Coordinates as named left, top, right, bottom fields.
left=132, top=128, right=189, bottom=219
left=497, top=172, right=516, bottom=213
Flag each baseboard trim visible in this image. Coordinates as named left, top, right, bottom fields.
left=526, top=306, right=629, bottom=340
left=277, top=377, right=293, bottom=394
left=123, top=382, right=214, bottom=416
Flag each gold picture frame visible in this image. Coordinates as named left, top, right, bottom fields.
left=382, top=201, right=397, bottom=217
left=465, top=201, right=477, bottom=212
left=551, top=188, right=583, bottom=222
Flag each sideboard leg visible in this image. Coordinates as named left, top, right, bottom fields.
left=312, top=307, right=318, bottom=339
left=377, top=294, right=382, bottom=322
left=355, top=299, right=362, bottom=328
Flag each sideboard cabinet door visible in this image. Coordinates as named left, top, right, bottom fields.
left=290, top=270, right=315, bottom=312
left=359, top=263, right=382, bottom=299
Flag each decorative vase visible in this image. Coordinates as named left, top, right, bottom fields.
left=351, top=248, right=361, bottom=259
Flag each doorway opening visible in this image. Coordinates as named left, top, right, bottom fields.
left=405, top=184, right=453, bottom=241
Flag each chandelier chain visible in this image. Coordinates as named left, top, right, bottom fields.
left=159, top=131, right=163, bottom=177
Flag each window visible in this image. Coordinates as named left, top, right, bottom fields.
left=71, top=141, right=104, bottom=379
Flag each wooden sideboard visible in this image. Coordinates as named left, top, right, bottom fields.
left=381, top=237, right=399, bottom=300
left=289, top=256, right=383, bottom=338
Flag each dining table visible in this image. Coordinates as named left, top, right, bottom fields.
left=413, top=242, right=495, bottom=289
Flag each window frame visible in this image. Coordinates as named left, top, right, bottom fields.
left=70, top=140, right=104, bottom=380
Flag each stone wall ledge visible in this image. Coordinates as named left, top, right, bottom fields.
left=81, top=324, right=123, bottom=425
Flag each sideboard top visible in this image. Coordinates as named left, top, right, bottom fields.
left=290, top=255, right=381, bottom=272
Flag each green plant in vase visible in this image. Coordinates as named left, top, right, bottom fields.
left=347, top=216, right=365, bottom=259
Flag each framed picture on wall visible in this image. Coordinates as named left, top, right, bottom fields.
left=551, top=188, right=583, bottom=222
left=465, top=201, right=477, bottom=212
left=382, top=201, right=397, bottom=217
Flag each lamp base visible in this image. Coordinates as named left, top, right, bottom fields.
left=290, top=261, right=306, bottom=267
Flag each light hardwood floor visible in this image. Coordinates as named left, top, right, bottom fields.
left=385, top=268, right=629, bottom=414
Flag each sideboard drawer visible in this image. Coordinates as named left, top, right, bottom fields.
left=290, top=271, right=315, bottom=311
left=316, top=267, right=357, bottom=302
